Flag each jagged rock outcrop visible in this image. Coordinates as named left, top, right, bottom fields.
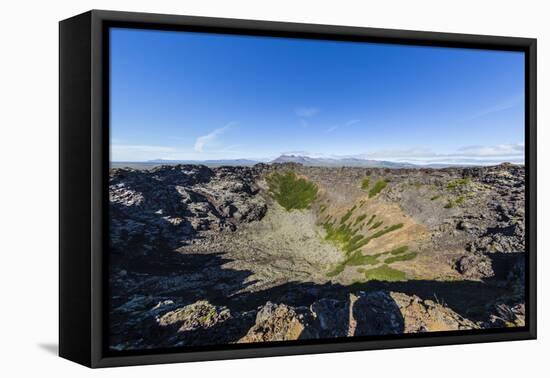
left=310, top=298, right=351, bottom=338
left=308, top=292, right=405, bottom=337
left=352, top=291, right=405, bottom=335
left=381, top=164, right=524, bottom=251
left=454, top=253, right=495, bottom=279
left=158, top=300, right=231, bottom=332
left=109, top=165, right=267, bottom=256
left=311, top=291, right=476, bottom=336
left=238, top=302, right=315, bottom=343
left=390, top=292, right=478, bottom=332
left=176, top=291, right=478, bottom=344
left=459, top=165, right=525, bottom=255
left=488, top=303, right=525, bottom=328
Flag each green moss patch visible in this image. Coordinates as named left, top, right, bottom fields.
left=361, top=177, right=370, bottom=191
left=353, top=214, right=367, bottom=226
left=388, top=245, right=409, bottom=255
left=446, top=178, right=471, bottom=191
left=369, top=220, right=384, bottom=230
left=340, top=205, right=357, bottom=224
left=455, top=195, right=466, bottom=205
left=325, top=244, right=411, bottom=278
left=368, top=179, right=388, bottom=198
left=384, top=252, right=417, bottom=264
left=323, top=222, right=358, bottom=249
left=326, top=263, right=345, bottom=277
left=324, top=217, right=403, bottom=255
left=444, top=195, right=466, bottom=209
left=366, top=214, right=376, bottom=226
left=323, top=203, right=407, bottom=277
left=359, top=264, right=407, bottom=281
left=369, top=223, right=404, bottom=239
left=267, top=172, right=318, bottom=211
left=346, top=250, right=381, bottom=266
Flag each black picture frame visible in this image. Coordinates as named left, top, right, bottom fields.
left=59, top=9, right=537, bottom=368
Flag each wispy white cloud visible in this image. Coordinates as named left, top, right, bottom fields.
left=111, top=144, right=176, bottom=153
left=194, top=122, right=235, bottom=153
left=358, top=143, right=524, bottom=165
left=110, top=144, right=178, bottom=162
left=459, top=94, right=524, bottom=123
left=295, top=107, right=319, bottom=118
left=327, top=119, right=360, bottom=133
left=357, top=147, right=433, bottom=159
left=281, top=150, right=312, bottom=156
left=455, top=143, right=524, bottom=157
left=397, top=157, right=524, bottom=165
left=112, top=123, right=240, bottom=161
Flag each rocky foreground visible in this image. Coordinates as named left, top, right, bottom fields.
left=109, top=163, right=525, bottom=351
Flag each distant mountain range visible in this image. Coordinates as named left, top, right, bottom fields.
left=270, top=155, right=417, bottom=168
left=127, top=155, right=507, bottom=169
left=147, top=158, right=261, bottom=166
left=145, top=155, right=416, bottom=168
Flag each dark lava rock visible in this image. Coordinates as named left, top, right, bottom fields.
left=352, top=291, right=404, bottom=336
left=488, top=303, right=525, bottom=328
left=454, top=253, right=495, bottom=279
left=109, top=164, right=267, bottom=256
left=310, top=298, right=350, bottom=338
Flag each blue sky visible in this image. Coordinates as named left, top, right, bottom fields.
left=110, top=28, right=525, bottom=165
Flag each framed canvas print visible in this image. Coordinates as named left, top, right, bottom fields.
left=59, top=10, right=537, bottom=368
